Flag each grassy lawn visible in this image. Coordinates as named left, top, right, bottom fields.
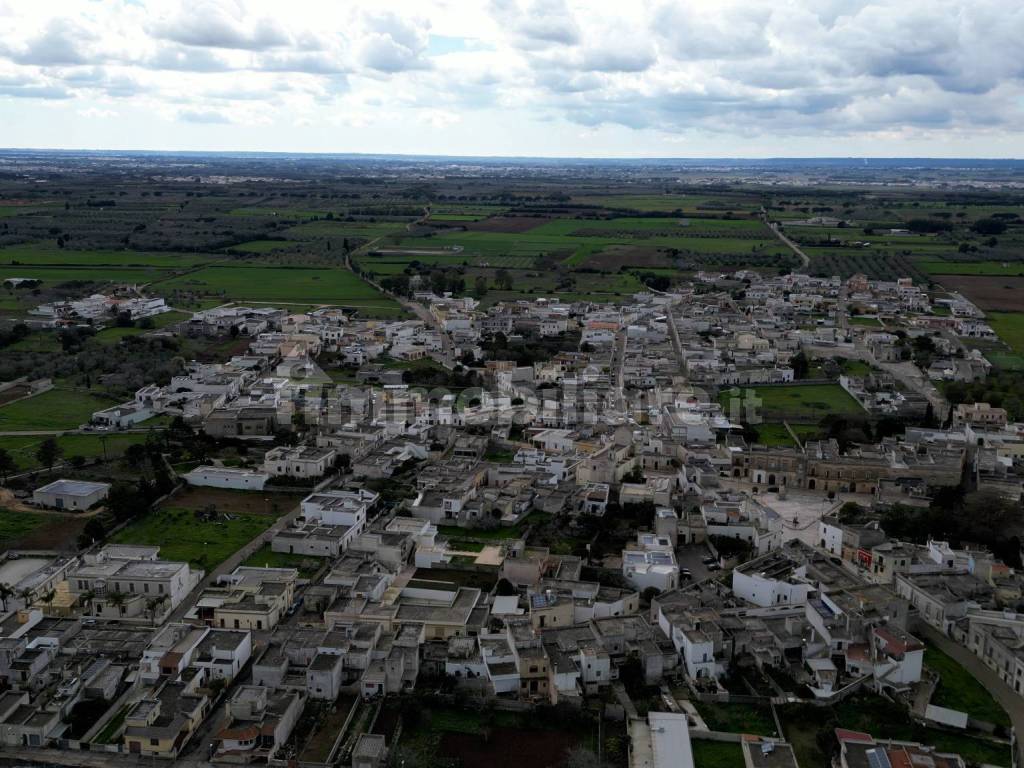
left=242, top=544, right=324, bottom=576
left=446, top=539, right=485, bottom=552
left=0, top=432, right=151, bottom=470
left=0, top=388, right=120, bottom=431
left=696, top=702, right=777, bottom=736
left=925, top=644, right=1011, bottom=727
left=93, top=704, right=130, bottom=744
left=986, top=312, right=1024, bottom=354
left=0, top=509, right=48, bottom=547
left=158, top=265, right=401, bottom=310
left=112, top=505, right=279, bottom=571
left=720, top=383, right=863, bottom=424
left=690, top=740, right=745, bottom=768
left=751, top=423, right=821, bottom=447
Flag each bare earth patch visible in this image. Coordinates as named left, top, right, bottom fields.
left=934, top=275, right=1024, bottom=312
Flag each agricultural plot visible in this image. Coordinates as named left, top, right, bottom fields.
left=157, top=266, right=405, bottom=316
left=227, top=207, right=333, bottom=219
left=0, top=265, right=174, bottom=286
left=225, top=240, right=301, bottom=254
left=0, top=432, right=151, bottom=471
left=285, top=220, right=407, bottom=239
left=917, top=260, right=1024, bottom=276
left=360, top=211, right=801, bottom=308
left=0, top=245, right=219, bottom=267
left=0, top=388, right=120, bottom=431
left=933, top=275, right=1024, bottom=312
left=806, top=249, right=926, bottom=282
left=985, top=312, right=1024, bottom=354
left=571, top=193, right=762, bottom=214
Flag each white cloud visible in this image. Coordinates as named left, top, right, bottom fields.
left=0, top=0, right=1019, bottom=155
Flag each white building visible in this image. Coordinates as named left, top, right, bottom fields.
left=32, top=479, right=111, bottom=510
left=301, top=489, right=379, bottom=531
left=629, top=712, right=694, bottom=768
left=262, top=445, right=337, bottom=479
left=183, top=466, right=270, bottom=491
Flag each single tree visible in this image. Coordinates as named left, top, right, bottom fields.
left=36, top=438, right=63, bottom=472
left=0, top=583, right=14, bottom=612
left=107, top=591, right=127, bottom=616
left=0, top=449, right=15, bottom=483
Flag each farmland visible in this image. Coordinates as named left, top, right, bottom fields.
left=933, top=275, right=1024, bottom=312
left=157, top=266, right=405, bottom=316
left=0, top=432, right=152, bottom=471
left=356, top=208, right=801, bottom=306
left=0, top=387, right=120, bottom=431
left=0, top=245, right=220, bottom=268
left=985, top=312, right=1024, bottom=354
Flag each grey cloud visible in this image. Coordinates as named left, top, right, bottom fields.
left=151, top=4, right=289, bottom=51
left=579, top=46, right=656, bottom=74
left=359, top=12, right=430, bottom=73
left=255, top=52, right=348, bottom=75
left=7, top=19, right=92, bottom=66
left=653, top=4, right=772, bottom=60
left=145, top=45, right=233, bottom=73
left=178, top=108, right=231, bottom=123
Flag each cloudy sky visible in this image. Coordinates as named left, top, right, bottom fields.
left=1, top=0, right=1022, bottom=158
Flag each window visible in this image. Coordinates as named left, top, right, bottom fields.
left=150, top=739, right=160, bottom=747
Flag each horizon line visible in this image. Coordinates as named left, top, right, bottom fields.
left=1, top=147, right=1022, bottom=163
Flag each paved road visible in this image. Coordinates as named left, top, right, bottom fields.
left=766, top=220, right=811, bottom=269
left=917, top=623, right=1024, bottom=767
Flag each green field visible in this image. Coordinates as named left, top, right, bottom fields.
left=750, top=423, right=821, bottom=447
left=0, top=432, right=152, bottom=471
left=571, top=193, right=759, bottom=213
left=925, top=644, right=1011, bottom=727
left=112, top=505, right=278, bottom=569
left=917, top=260, right=1024, bottom=276
left=689, top=740, right=745, bottom=768
left=985, top=312, right=1024, bottom=354
left=0, top=509, right=47, bottom=547
left=241, top=544, right=325, bottom=576
left=720, top=383, right=863, bottom=424
left=695, top=701, right=777, bottom=736
left=0, top=245, right=218, bottom=267
left=157, top=266, right=405, bottom=315
left=225, top=240, right=299, bottom=254
left=0, top=388, right=120, bottom=431
left=285, top=221, right=406, bottom=238
left=0, top=265, right=174, bottom=285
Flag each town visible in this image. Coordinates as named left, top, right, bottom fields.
left=3, top=208, right=1024, bottom=768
